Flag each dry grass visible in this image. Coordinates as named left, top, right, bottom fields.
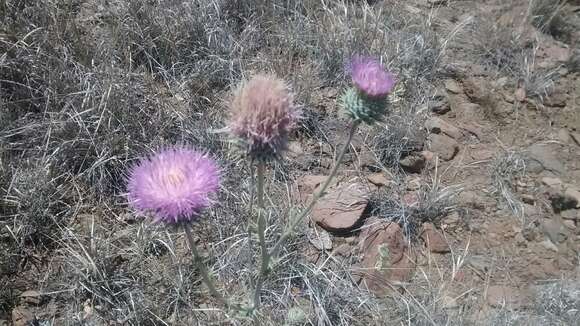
left=489, top=150, right=527, bottom=220
left=1, top=0, right=579, bottom=324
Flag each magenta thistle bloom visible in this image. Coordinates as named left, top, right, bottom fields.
left=127, top=147, right=220, bottom=224
left=229, top=74, right=300, bottom=161
left=348, top=56, right=396, bottom=98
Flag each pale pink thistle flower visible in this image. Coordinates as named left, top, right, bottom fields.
left=127, top=147, right=220, bottom=224
left=229, top=74, right=300, bottom=160
left=349, top=56, right=396, bottom=98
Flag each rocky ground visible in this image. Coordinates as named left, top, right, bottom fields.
left=1, top=0, right=580, bottom=325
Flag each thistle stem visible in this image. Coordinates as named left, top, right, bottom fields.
left=256, top=162, right=266, bottom=209
left=253, top=162, right=269, bottom=310
left=183, top=224, right=229, bottom=309
left=252, top=120, right=360, bottom=310
left=269, top=120, right=359, bottom=259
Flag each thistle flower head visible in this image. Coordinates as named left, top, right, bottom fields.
left=229, top=74, right=299, bottom=161
left=341, top=56, right=397, bottom=124
left=127, top=147, right=220, bottom=224
left=348, top=56, right=396, bottom=98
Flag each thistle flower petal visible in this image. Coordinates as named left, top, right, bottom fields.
left=127, top=147, right=220, bottom=224
left=229, top=74, right=300, bottom=161
left=348, top=56, right=396, bottom=98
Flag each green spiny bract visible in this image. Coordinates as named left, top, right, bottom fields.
left=340, top=87, right=389, bottom=125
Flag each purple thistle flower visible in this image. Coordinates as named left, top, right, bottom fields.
left=127, top=147, right=220, bottom=224
left=348, top=56, right=396, bottom=98
left=229, top=74, right=300, bottom=160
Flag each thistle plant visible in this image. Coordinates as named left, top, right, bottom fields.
left=125, top=56, right=397, bottom=319
left=228, top=74, right=301, bottom=312
left=126, top=147, right=232, bottom=308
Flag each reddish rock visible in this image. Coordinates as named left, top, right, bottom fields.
left=420, top=223, right=450, bottom=253
left=425, top=117, right=462, bottom=140
left=11, top=306, right=34, bottom=326
left=402, top=192, right=419, bottom=207
left=429, top=134, right=459, bottom=161
left=526, top=144, right=566, bottom=175
left=311, top=182, right=369, bottom=233
left=543, top=88, right=568, bottom=107
left=400, top=154, right=426, bottom=173
left=367, top=173, right=391, bottom=187
left=538, top=44, right=571, bottom=69
left=462, top=77, right=488, bottom=103
left=469, top=148, right=494, bottom=161
left=357, top=219, right=416, bottom=296
left=295, top=175, right=328, bottom=202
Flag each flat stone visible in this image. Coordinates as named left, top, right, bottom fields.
left=541, top=219, right=569, bottom=244
left=429, top=134, right=459, bottom=161
left=544, top=88, right=568, bottom=107
left=420, top=223, right=450, bottom=253
left=486, top=285, right=526, bottom=308
left=295, top=175, right=329, bottom=202
left=470, top=148, right=494, bottom=161
left=11, top=306, right=34, bottom=326
left=561, top=209, right=579, bottom=221
left=311, top=182, right=369, bottom=234
left=455, top=102, right=481, bottom=117
left=400, top=154, right=426, bottom=173
left=562, top=220, right=576, bottom=230
left=558, top=129, right=571, bottom=143
left=564, top=187, right=580, bottom=208
left=357, top=219, right=415, bottom=296
left=458, top=191, right=485, bottom=210
left=444, top=79, right=462, bottom=94
left=526, top=144, right=566, bottom=175
left=306, top=227, right=332, bottom=250
left=367, top=173, right=391, bottom=187
left=19, top=290, right=41, bottom=305
left=425, top=117, right=463, bottom=139
left=542, top=177, right=563, bottom=190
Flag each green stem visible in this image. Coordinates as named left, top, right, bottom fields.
left=269, top=120, right=359, bottom=259
left=252, top=120, right=360, bottom=309
left=253, top=162, right=269, bottom=310
left=256, top=162, right=265, bottom=209
left=183, top=224, right=230, bottom=309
